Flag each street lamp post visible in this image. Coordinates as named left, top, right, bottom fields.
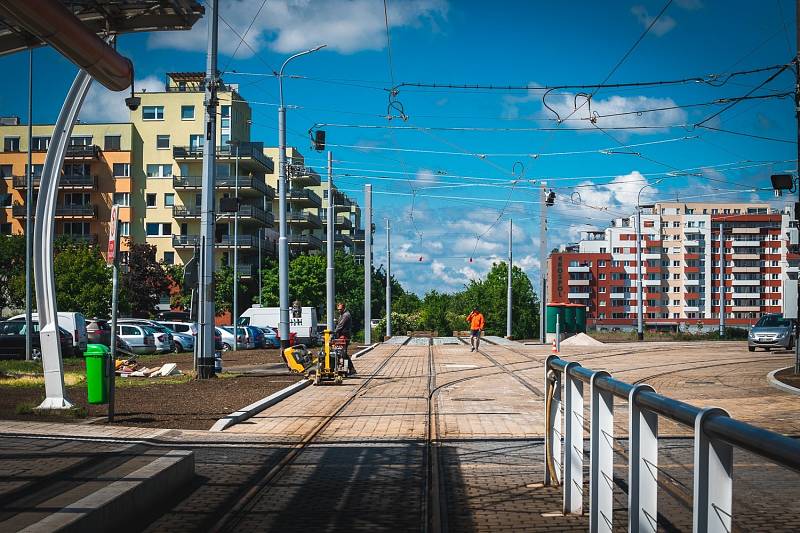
left=277, top=44, right=326, bottom=350
left=226, top=139, right=240, bottom=350
left=636, top=180, right=662, bottom=341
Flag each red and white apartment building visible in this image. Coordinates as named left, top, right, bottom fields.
left=548, top=202, right=799, bottom=331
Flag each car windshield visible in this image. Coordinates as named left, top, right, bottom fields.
left=237, top=317, right=250, bottom=325
left=755, top=315, right=791, bottom=328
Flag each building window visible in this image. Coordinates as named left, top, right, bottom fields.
left=164, top=193, right=175, bottom=207
left=3, top=137, right=19, bottom=152
left=0, top=223, right=11, bottom=235
left=221, top=105, right=231, bottom=128
left=142, top=106, right=164, bottom=120
left=598, top=260, right=606, bottom=267
left=146, top=193, right=157, bottom=207
left=0, top=164, right=12, bottom=178
left=112, top=163, right=130, bottom=177
left=70, top=136, right=92, bottom=146
left=156, top=135, right=170, bottom=149
left=189, top=134, right=204, bottom=149
left=163, top=251, right=175, bottom=265
left=119, top=222, right=130, bottom=237
left=181, top=105, right=195, bottom=120
left=104, top=135, right=121, bottom=150
left=146, top=164, right=173, bottom=177
left=113, top=193, right=130, bottom=206
left=31, top=136, right=50, bottom=151
left=146, top=222, right=172, bottom=236
left=0, top=193, right=11, bottom=207
left=64, top=192, right=90, bottom=205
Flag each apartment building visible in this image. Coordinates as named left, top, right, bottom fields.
left=548, top=202, right=797, bottom=330
left=0, top=119, right=137, bottom=254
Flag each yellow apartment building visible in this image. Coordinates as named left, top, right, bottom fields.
left=0, top=119, right=138, bottom=254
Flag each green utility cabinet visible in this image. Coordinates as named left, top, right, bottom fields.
left=85, top=344, right=110, bottom=404
left=546, top=304, right=566, bottom=334
left=574, top=305, right=587, bottom=333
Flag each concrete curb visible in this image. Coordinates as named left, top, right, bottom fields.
left=210, top=379, right=311, bottom=432
left=20, top=450, right=194, bottom=533
left=353, top=343, right=379, bottom=358
left=767, top=366, right=800, bottom=396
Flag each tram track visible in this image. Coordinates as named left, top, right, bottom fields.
left=209, top=341, right=409, bottom=533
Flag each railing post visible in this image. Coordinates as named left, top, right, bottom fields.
left=544, top=355, right=562, bottom=486
left=628, top=384, right=658, bottom=533
left=693, top=407, right=732, bottom=533
left=563, top=361, right=584, bottom=515
left=589, top=371, right=613, bottom=533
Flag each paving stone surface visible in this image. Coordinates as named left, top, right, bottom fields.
left=0, top=339, right=798, bottom=531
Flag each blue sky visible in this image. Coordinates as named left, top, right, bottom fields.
left=0, top=0, right=796, bottom=295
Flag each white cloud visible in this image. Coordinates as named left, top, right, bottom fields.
left=543, top=92, right=687, bottom=131
left=415, top=168, right=437, bottom=185
left=149, top=0, right=448, bottom=56
left=674, top=0, right=703, bottom=10
left=630, top=5, right=677, bottom=37
left=79, top=76, right=163, bottom=123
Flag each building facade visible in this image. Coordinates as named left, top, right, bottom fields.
left=548, top=202, right=798, bottom=331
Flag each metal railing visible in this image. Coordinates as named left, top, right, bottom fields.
left=287, top=188, right=322, bottom=207
left=544, top=355, right=800, bottom=532
left=172, top=142, right=273, bottom=170
left=13, top=174, right=97, bottom=188
left=173, top=176, right=272, bottom=197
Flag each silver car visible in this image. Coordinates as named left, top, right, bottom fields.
left=748, top=314, right=796, bottom=352
left=119, top=319, right=175, bottom=353
left=117, top=324, right=157, bottom=355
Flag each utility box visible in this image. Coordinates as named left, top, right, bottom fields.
left=85, top=344, right=110, bottom=404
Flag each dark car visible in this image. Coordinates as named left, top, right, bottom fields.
left=0, top=320, right=74, bottom=360
left=86, top=318, right=111, bottom=346
left=156, top=311, right=191, bottom=322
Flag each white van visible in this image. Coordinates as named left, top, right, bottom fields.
left=239, top=306, right=319, bottom=345
left=9, top=312, right=88, bottom=356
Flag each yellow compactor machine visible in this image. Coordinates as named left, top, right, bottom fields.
left=283, top=330, right=351, bottom=385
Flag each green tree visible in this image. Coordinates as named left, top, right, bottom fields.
left=215, top=265, right=250, bottom=316
left=0, top=235, right=26, bottom=315
left=52, top=243, right=113, bottom=318
left=121, top=243, right=169, bottom=318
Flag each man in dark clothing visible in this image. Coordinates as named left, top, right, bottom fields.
left=334, top=302, right=356, bottom=375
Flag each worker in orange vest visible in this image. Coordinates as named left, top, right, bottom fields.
left=466, top=307, right=485, bottom=352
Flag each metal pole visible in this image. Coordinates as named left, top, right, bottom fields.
left=198, top=0, right=219, bottom=378
left=364, top=184, right=372, bottom=344
left=232, top=143, right=238, bottom=350
left=25, top=48, right=33, bottom=361
left=386, top=218, right=392, bottom=338
left=276, top=44, right=326, bottom=351
left=507, top=219, right=513, bottom=338
left=636, top=200, right=644, bottom=341
left=795, top=0, right=800, bottom=374
left=258, top=227, right=263, bottom=306
left=540, top=184, right=547, bottom=344
left=326, top=151, right=335, bottom=331
left=556, top=313, right=560, bottom=352
left=719, top=221, right=725, bottom=337
left=108, top=217, right=119, bottom=423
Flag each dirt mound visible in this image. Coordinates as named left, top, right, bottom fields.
left=560, top=333, right=605, bottom=347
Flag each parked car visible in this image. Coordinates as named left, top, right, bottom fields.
left=258, top=326, right=281, bottom=348
left=0, top=320, right=73, bottom=360
left=156, top=310, right=191, bottom=322
left=217, top=327, right=245, bottom=351
left=158, top=325, right=195, bottom=353
left=239, top=306, right=318, bottom=345
left=161, top=321, right=222, bottom=351
left=246, top=326, right=266, bottom=349
left=9, top=312, right=87, bottom=356
left=116, top=324, right=157, bottom=355
left=118, top=319, right=175, bottom=353
left=221, top=326, right=256, bottom=350
left=748, top=314, right=796, bottom=352
left=86, top=318, right=111, bottom=346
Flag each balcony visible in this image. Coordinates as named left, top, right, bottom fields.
left=287, top=211, right=322, bottom=229
left=173, top=234, right=268, bottom=249
left=12, top=204, right=97, bottom=218
left=610, top=292, right=627, bottom=299
left=351, top=229, right=365, bottom=243
left=642, top=279, right=661, bottom=286
left=218, top=204, right=274, bottom=227
left=684, top=306, right=701, bottom=312
left=732, top=266, right=760, bottom=273
left=173, top=235, right=199, bottom=248
left=322, top=233, right=355, bottom=248
left=567, top=265, right=590, bottom=273
left=289, top=166, right=321, bottom=187
left=732, top=254, right=759, bottom=260
left=60, top=233, right=98, bottom=244
left=732, top=240, right=760, bottom=247
left=287, top=188, right=322, bottom=208
left=64, top=145, right=101, bottom=160
left=732, top=279, right=760, bottom=286
left=568, top=279, right=590, bottom=286
left=173, top=176, right=274, bottom=198
left=13, top=174, right=97, bottom=189
left=732, top=292, right=760, bottom=299
left=732, top=227, right=760, bottom=234
left=322, top=215, right=352, bottom=230
left=173, top=206, right=201, bottom=219
left=567, top=292, right=590, bottom=299
left=732, top=306, right=761, bottom=312
left=289, top=234, right=323, bottom=251
left=173, top=142, right=274, bottom=171
left=683, top=240, right=700, bottom=247
left=684, top=279, right=701, bottom=286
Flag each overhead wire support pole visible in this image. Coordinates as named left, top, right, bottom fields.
left=540, top=184, right=547, bottom=345
left=326, top=151, right=335, bottom=332
left=25, top=48, right=33, bottom=362
left=233, top=142, right=239, bottom=350
left=364, top=184, right=372, bottom=344
left=198, top=0, right=219, bottom=378
left=507, top=219, right=513, bottom=339
left=636, top=196, right=644, bottom=341
left=277, top=43, right=326, bottom=351
left=795, top=0, right=800, bottom=374
left=385, top=218, right=392, bottom=337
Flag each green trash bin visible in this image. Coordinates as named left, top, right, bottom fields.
left=85, top=344, right=110, bottom=405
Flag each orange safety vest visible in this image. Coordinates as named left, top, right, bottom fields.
left=467, top=311, right=485, bottom=330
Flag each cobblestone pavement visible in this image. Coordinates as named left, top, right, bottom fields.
left=0, top=340, right=797, bottom=531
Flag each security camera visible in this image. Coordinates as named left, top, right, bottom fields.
left=125, top=96, right=141, bottom=111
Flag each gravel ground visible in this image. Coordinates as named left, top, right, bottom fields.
left=0, top=348, right=300, bottom=430
left=775, top=367, right=800, bottom=389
